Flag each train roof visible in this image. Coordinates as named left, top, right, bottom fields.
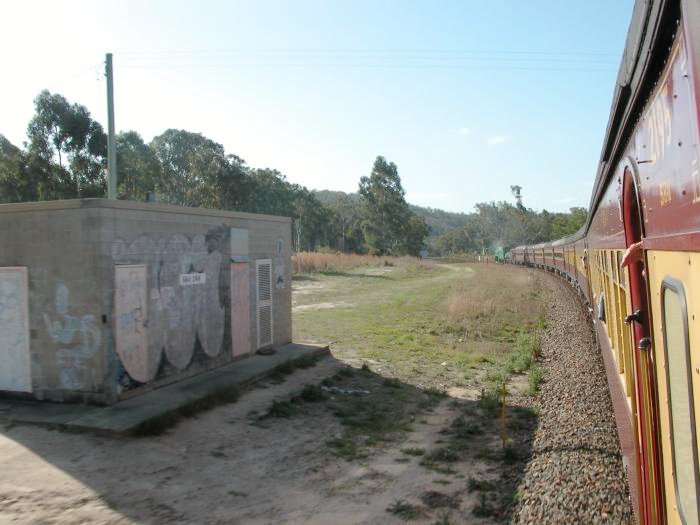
left=587, top=0, right=680, bottom=226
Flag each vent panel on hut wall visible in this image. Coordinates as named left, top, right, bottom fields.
left=256, top=259, right=273, bottom=348
left=0, top=267, right=31, bottom=392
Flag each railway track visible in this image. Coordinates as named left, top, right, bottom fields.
left=514, top=273, right=633, bottom=524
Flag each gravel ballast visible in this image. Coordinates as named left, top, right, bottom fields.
left=513, top=273, right=634, bottom=524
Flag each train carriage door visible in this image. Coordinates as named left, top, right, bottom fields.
left=622, top=166, right=665, bottom=525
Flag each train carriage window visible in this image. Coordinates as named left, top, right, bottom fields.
left=661, top=278, right=700, bottom=525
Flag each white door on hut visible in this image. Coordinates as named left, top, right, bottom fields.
left=0, top=267, right=31, bottom=392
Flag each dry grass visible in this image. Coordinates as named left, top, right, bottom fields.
left=443, top=265, right=545, bottom=340
left=292, top=251, right=433, bottom=275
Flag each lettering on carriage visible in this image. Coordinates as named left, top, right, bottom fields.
left=645, top=85, right=672, bottom=165
left=659, top=180, right=672, bottom=206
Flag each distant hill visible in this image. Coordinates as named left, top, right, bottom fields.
left=313, top=189, right=362, bottom=205
left=408, top=204, right=471, bottom=238
left=313, top=189, right=470, bottom=238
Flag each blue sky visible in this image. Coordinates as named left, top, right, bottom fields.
left=1, top=0, right=634, bottom=213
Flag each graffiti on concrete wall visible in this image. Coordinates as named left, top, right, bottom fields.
left=0, top=268, right=31, bottom=392
left=44, top=284, right=101, bottom=390
left=111, top=233, right=225, bottom=383
left=115, top=265, right=150, bottom=383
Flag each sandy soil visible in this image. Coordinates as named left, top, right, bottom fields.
left=0, top=356, right=500, bottom=525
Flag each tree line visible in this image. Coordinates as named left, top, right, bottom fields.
left=428, top=186, right=587, bottom=256
left=0, top=90, right=586, bottom=256
left=0, top=90, right=430, bottom=255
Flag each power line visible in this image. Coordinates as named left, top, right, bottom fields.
left=114, top=48, right=621, bottom=57
left=46, top=62, right=103, bottom=90
left=119, top=55, right=618, bottom=64
left=119, top=63, right=616, bottom=72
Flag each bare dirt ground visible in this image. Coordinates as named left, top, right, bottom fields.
left=0, top=263, right=567, bottom=524
left=0, top=356, right=507, bottom=524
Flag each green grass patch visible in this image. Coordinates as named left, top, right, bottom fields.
left=386, top=499, right=419, bottom=520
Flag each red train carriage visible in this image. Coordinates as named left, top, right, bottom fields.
left=510, top=1, right=700, bottom=523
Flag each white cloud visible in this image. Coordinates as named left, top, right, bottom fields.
left=552, top=196, right=576, bottom=204
left=485, top=135, right=511, bottom=146
left=455, top=127, right=471, bottom=135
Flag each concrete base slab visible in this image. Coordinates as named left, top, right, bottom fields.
left=0, top=343, right=328, bottom=435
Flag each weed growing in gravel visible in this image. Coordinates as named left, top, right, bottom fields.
left=386, top=499, right=419, bottom=520
left=527, top=365, right=545, bottom=396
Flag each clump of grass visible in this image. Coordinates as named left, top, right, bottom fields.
left=425, top=387, right=447, bottom=399
left=401, top=447, right=425, bottom=456
left=295, top=353, right=323, bottom=369
left=383, top=377, right=401, bottom=388
left=360, top=362, right=371, bottom=373
left=503, top=444, right=519, bottom=464
left=468, top=477, right=496, bottom=492
left=266, top=400, right=297, bottom=418
left=451, top=415, right=481, bottom=439
left=433, top=511, right=452, bottom=525
left=472, top=493, right=497, bottom=518
left=420, top=490, right=459, bottom=509
left=527, top=365, right=544, bottom=396
left=299, top=384, right=326, bottom=402
left=327, top=437, right=366, bottom=460
left=479, top=387, right=502, bottom=418
left=334, top=367, right=355, bottom=379
left=386, top=499, right=419, bottom=520
left=269, top=361, right=295, bottom=383
left=334, top=398, right=399, bottom=435
left=422, top=447, right=460, bottom=464
left=131, top=385, right=240, bottom=436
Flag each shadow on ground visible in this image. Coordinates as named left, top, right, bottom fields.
left=0, top=355, right=537, bottom=524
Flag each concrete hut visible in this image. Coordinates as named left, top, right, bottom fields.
left=0, top=199, right=292, bottom=405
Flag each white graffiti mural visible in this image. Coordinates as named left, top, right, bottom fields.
left=0, top=268, right=31, bottom=392
left=112, top=233, right=225, bottom=383
left=44, top=284, right=101, bottom=390
left=115, top=265, right=150, bottom=383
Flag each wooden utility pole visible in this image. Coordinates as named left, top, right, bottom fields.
left=106, top=53, right=117, bottom=199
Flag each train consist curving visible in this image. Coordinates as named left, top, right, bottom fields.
left=508, top=1, right=700, bottom=523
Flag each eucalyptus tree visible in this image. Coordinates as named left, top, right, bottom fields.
left=26, top=90, right=107, bottom=198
